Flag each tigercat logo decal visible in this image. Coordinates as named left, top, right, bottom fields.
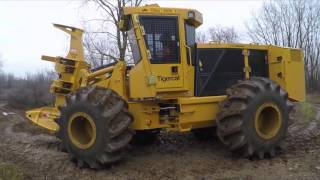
left=157, top=76, right=180, bottom=82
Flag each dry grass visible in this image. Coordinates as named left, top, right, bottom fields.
left=306, top=94, right=320, bottom=104
left=298, top=102, right=317, bottom=122
left=0, top=163, right=25, bottom=180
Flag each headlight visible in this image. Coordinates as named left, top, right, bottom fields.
left=188, top=11, right=195, bottom=19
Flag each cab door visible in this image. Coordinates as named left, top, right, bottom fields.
left=140, top=16, right=184, bottom=90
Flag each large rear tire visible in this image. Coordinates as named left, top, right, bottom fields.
left=217, top=77, right=293, bottom=159
left=57, top=87, right=133, bottom=169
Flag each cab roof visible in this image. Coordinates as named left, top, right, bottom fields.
left=122, top=4, right=203, bottom=27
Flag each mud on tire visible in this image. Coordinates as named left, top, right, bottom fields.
left=217, top=77, right=293, bottom=159
left=57, top=86, right=133, bottom=169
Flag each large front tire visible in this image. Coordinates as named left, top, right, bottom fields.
left=217, top=77, right=293, bottom=159
left=57, top=87, right=133, bottom=169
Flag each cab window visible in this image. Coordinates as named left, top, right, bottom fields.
left=140, top=16, right=180, bottom=64
left=127, top=18, right=141, bottom=64
left=185, top=22, right=196, bottom=65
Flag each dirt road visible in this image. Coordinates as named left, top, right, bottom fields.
left=0, top=102, right=320, bottom=179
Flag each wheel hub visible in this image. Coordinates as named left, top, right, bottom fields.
left=255, top=103, right=282, bottom=140
left=68, top=112, right=96, bottom=149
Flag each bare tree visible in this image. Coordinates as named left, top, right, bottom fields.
left=208, top=25, right=239, bottom=43
left=83, top=31, right=118, bottom=68
left=246, top=0, right=320, bottom=92
left=196, top=30, right=209, bottom=43
left=84, top=0, right=144, bottom=68
left=0, top=70, right=55, bottom=106
left=196, top=25, right=239, bottom=43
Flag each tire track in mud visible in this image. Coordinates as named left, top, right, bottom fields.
left=0, top=104, right=81, bottom=179
left=288, top=104, right=320, bottom=137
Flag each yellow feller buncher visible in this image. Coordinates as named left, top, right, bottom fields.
left=26, top=4, right=305, bottom=168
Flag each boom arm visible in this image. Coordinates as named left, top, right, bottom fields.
left=26, top=23, right=122, bottom=132
left=25, top=24, right=114, bottom=132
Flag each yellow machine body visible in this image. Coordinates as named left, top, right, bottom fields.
left=198, top=43, right=306, bottom=102
left=26, top=4, right=305, bottom=133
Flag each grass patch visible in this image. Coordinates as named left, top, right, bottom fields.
left=299, top=102, right=317, bottom=122
left=0, top=163, right=25, bottom=180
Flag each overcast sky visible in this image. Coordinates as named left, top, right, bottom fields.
left=0, top=0, right=264, bottom=77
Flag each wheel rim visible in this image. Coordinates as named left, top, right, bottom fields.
left=254, top=103, right=282, bottom=140
left=68, top=112, right=96, bottom=149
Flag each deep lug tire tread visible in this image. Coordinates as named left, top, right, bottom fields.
left=217, top=77, right=292, bottom=159
left=57, top=86, right=133, bottom=169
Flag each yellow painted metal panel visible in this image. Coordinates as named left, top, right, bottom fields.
left=129, top=102, right=169, bottom=130
left=129, top=61, right=156, bottom=98
left=178, top=96, right=226, bottom=104
left=25, top=107, right=60, bottom=132
left=128, top=14, right=157, bottom=98
left=268, top=47, right=306, bottom=101
left=150, top=64, right=183, bottom=89
left=284, top=50, right=306, bottom=101
left=108, top=61, right=127, bottom=99
left=128, top=96, right=227, bottom=131
left=268, top=46, right=287, bottom=88
left=177, top=96, right=225, bottom=130
left=123, top=5, right=203, bottom=27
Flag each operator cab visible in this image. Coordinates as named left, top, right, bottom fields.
left=120, top=4, right=202, bottom=99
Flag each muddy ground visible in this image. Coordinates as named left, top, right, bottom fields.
left=0, top=101, right=320, bottom=180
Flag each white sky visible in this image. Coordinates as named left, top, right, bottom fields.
left=0, top=0, right=264, bottom=77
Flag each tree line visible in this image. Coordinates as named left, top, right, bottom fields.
left=0, top=69, right=54, bottom=107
